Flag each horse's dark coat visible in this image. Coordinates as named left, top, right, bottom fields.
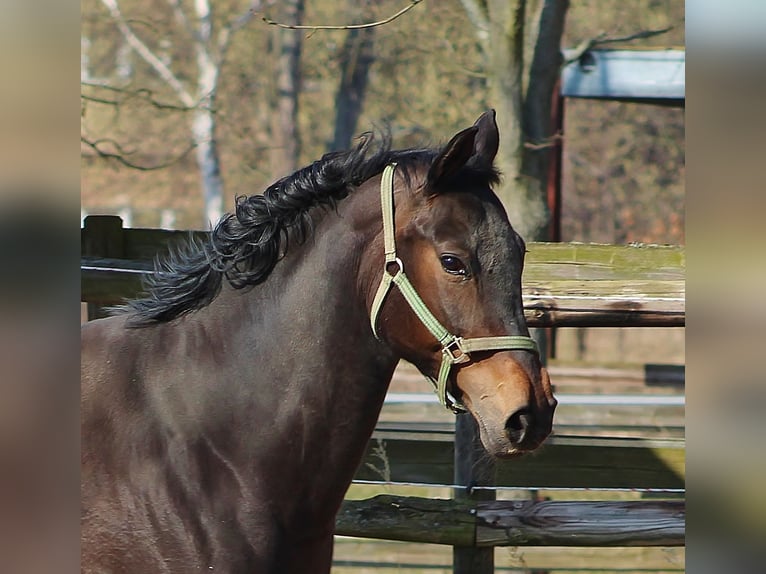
left=81, top=111, right=556, bottom=573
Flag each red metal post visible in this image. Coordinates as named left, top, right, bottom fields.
left=547, top=78, right=564, bottom=243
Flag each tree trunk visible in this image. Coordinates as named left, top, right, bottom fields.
left=468, top=0, right=568, bottom=242
left=97, top=0, right=261, bottom=227
left=270, top=0, right=304, bottom=177
left=194, top=0, right=224, bottom=226
left=484, top=0, right=541, bottom=239
left=192, top=107, right=224, bottom=227
left=521, top=0, right=569, bottom=241
left=331, top=1, right=376, bottom=152
left=486, top=0, right=526, bottom=227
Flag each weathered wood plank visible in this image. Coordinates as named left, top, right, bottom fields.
left=336, top=496, right=475, bottom=546
left=524, top=242, right=685, bottom=279
left=476, top=499, right=685, bottom=547
left=82, top=216, right=126, bottom=318
left=80, top=257, right=151, bottom=305
left=335, top=495, right=685, bottom=547
left=524, top=300, right=683, bottom=327
left=522, top=242, right=684, bottom=326
left=357, top=432, right=685, bottom=490
left=81, top=221, right=204, bottom=261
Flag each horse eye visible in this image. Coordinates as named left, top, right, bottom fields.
left=440, top=254, right=468, bottom=276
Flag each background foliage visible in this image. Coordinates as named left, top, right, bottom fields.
left=81, top=0, right=684, bottom=245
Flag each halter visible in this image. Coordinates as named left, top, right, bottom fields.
left=369, top=163, right=539, bottom=412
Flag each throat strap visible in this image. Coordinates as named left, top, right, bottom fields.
left=369, top=163, right=538, bottom=412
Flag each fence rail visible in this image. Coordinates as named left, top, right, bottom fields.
left=81, top=216, right=685, bottom=327
left=358, top=427, right=684, bottom=490
left=336, top=496, right=685, bottom=547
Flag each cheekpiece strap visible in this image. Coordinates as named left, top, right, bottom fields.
left=380, top=163, right=398, bottom=264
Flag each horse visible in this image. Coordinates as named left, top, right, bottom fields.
left=81, top=110, right=557, bottom=573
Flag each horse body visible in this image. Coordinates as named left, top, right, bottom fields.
left=81, top=111, right=556, bottom=573
left=82, top=188, right=398, bottom=572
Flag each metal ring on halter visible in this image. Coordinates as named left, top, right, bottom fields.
left=385, top=257, right=404, bottom=276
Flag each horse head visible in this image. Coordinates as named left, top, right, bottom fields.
left=371, top=110, right=557, bottom=458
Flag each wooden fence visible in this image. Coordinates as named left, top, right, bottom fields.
left=82, top=215, right=685, bottom=326
left=336, top=496, right=684, bottom=547
left=81, top=215, right=686, bottom=572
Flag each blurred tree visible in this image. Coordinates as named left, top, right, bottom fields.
left=81, top=0, right=683, bottom=245
left=268, top=0, right=305, bottom=176
left=460, top=0, right=569, bottom=240
left=330, top=0, right=376, bottom=152
left=82, top=0, right=268, bottom=226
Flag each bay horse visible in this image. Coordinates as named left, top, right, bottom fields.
left=81, top=110, right=557, bottom=573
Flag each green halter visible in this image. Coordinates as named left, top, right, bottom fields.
left=369, top=163, right=539, bottom=412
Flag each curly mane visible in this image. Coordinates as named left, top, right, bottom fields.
left=121, top=135, right=427, bottom=326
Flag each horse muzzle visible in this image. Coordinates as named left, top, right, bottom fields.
left=455, top=361, right=557, bottom=458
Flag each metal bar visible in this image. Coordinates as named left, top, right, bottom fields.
left=384, top=393, right=685, bottom=407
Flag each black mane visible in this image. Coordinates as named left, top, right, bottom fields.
left=123, top=135, right=406, bottom=326
left=121, top=133, right=497, bottom=327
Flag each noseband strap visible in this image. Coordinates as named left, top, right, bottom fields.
left=369, top=163, right=538, bottom=412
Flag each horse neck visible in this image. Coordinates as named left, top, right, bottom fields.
left=177, top=179, right=397, bottom=511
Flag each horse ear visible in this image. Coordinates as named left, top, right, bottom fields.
left=426, top=126, right=478, bottom=189
left=469, top=109, right=499, bottom=169
left=426, top=110, right=499, bottom=191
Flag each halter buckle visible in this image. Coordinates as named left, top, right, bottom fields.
left=442, top=337, right=470, bottom=365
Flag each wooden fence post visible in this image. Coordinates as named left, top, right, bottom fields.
left=527, top=327, right=551, bottom=574
left=82, top=215, right=124, bottom=320
left=453, top=413, right=495, bottom=573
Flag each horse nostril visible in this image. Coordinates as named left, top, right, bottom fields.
left=505, top=407, right=535, bottom=446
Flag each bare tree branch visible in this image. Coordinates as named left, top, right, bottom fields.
left=565, top=26, right=674, bottom=65
left=261, top=0, right=422, bottom=31
left=100, top=0, right=195, bottom=107
left=82, top=136, right=197, bottom=171
left=81, top=94, right=123, bottom=107
left=523, top=132, right=563, bottom=150
left=80, top=84, right=206, bottom=112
